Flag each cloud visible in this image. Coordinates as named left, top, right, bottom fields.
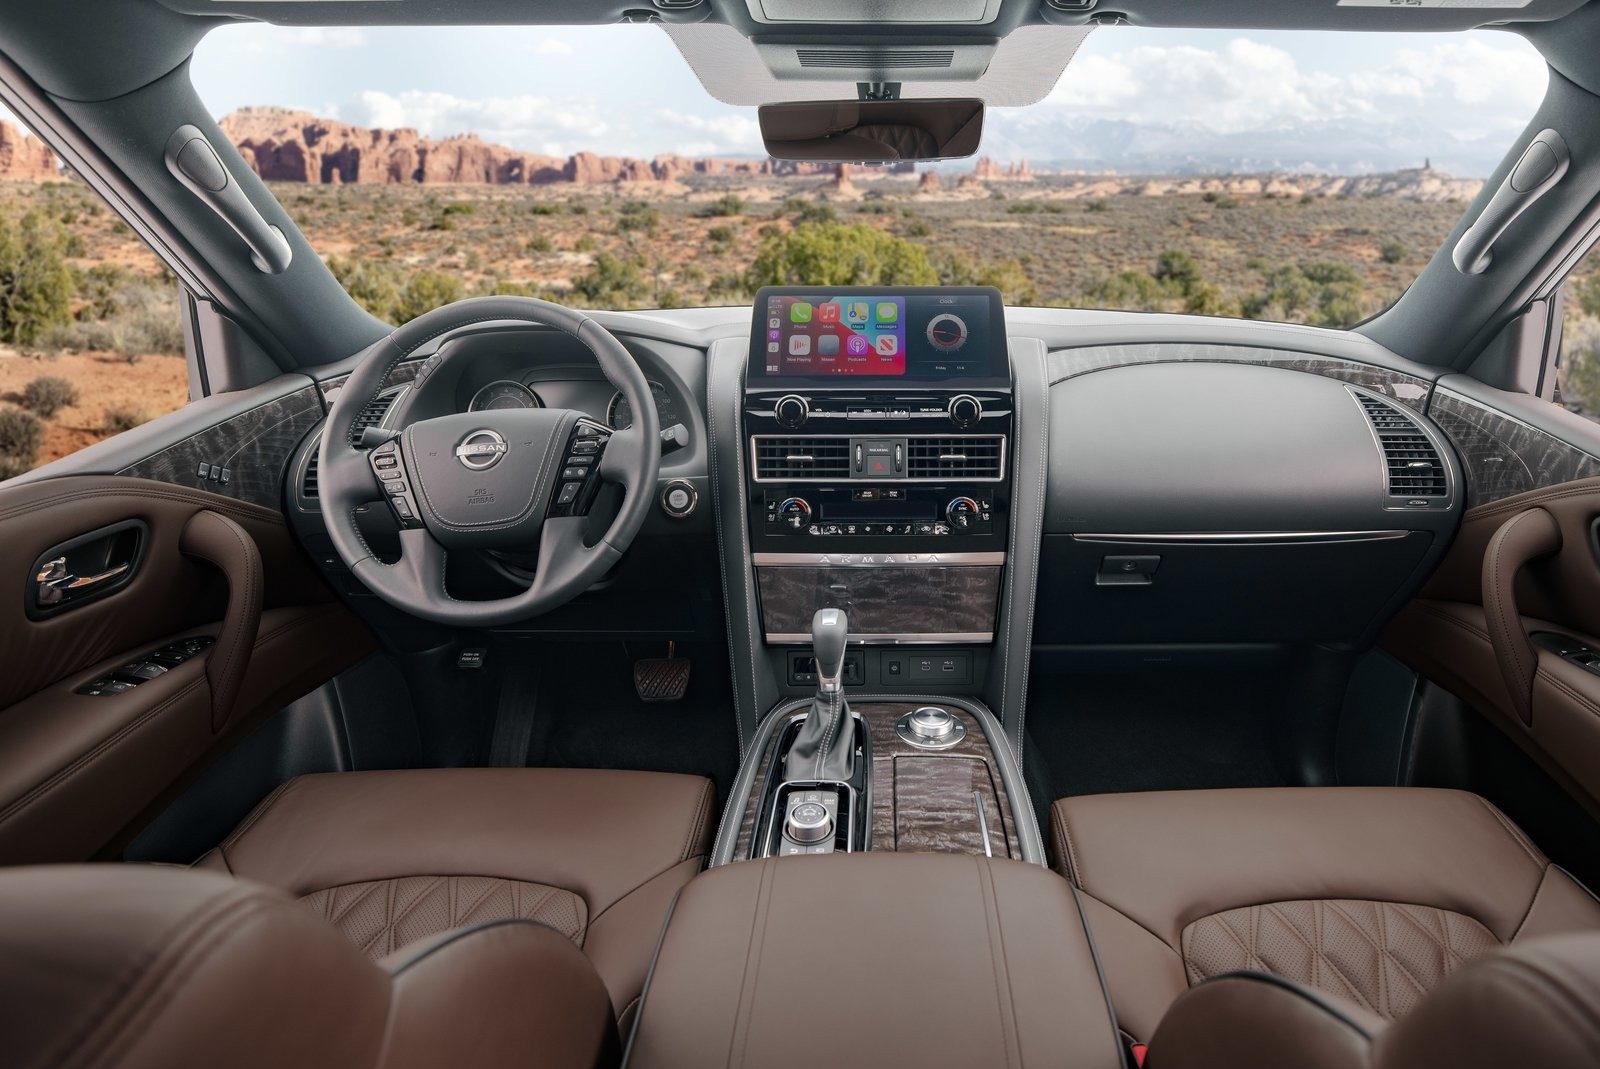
left=1043, top=37, right=1546, bottom=141
left=350, top=90, right=762, bottom=158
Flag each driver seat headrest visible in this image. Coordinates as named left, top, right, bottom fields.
left=0, top=865, right=618, bottom=1069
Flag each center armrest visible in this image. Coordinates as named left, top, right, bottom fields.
left=625, top=853, right=1123, bottom=1069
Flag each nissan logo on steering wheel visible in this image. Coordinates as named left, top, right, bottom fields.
left=455, top=428, right=508, bottom=471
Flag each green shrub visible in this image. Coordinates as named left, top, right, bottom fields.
left=747, top=222, right=938, bottom=288
left=0, top=405, right=43, bottom=475
left=22, top=375, right=77, bottom=417
left=700, top=194, right=746, bottom=218
left=395, top=270, right=463, bottom=322
left=1379, top=240, right=1408, bottom=264
left=572, top=252, right=650, bottom=306
left=102, top=405, right=149, bottom=434
left=0, top=210, right=74, bottom=346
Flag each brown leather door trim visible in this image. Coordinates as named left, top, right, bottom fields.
left=1483, top=508, right=1563, bottom=724
left=178, top=511, right=263, bottom=732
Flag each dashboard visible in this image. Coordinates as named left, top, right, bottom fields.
left=464, top=375, right=682, bottom=432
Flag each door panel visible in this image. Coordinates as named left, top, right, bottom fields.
left=0, top=475, right=373, bottom=863
left=1385, top=475, right=1600, bottom=809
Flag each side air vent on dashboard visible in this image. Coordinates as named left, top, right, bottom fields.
left=796, top=48, right=956, bottom=70
left=906, top=436, right=1005, bottom=480
left=301, top=449, right=321, bottom=500
left=1355, top=394, right=1448, bottom=498
left=349, top=390, right=400, bottom=445
left=754, top=437, right=852, bottom=480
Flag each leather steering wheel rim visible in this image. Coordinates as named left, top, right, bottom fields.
left=319, top=296, right=661, bottom=626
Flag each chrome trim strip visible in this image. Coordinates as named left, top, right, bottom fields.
left=974, top=791, right=993, bottom=858
left=750, top=433, right=1008, bottom=484
left=1071, top=530, right=1410, bottom=545
left=752, top=551, right=1006, bottom=567
left=767, top=632, right=993, bottom=644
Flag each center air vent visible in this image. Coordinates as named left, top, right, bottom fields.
left=754, top=437, right=852, bottom=480
left=906, top=435, right=1005, bottom=480
left=795, top=48, right=956, bottom=70
left=1355, top=393, right=1448, bottom=499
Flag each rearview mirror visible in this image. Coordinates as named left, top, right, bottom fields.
left=758, top=99, right=984, bottom=164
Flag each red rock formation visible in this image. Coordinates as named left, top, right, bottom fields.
left=0, top=121, right=59, bottom=181
left=917, top=170, right=939, bottom=192
left=972, top=157, right=1003, bottom=181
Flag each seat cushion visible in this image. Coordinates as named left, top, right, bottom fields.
left=1050, top=787, right=1600, bottom=1042
left=200, top=767, right=716, bottom=1021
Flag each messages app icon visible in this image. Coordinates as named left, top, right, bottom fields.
left=790, top=302, right=813, bottom=323
left=875, top=302, right=898, bottom=324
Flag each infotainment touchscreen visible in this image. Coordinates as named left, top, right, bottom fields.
left=749, top=286, right=1006, bottom=385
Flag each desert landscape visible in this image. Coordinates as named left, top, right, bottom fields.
left=0, top=106, right=1594, bottom=478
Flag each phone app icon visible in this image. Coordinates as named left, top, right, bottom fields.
left=788, top=335, right=812, bottom=356
left=845, top=334, right=869, bottom=356
left=875, top=302, right=898, bottom=324
left=875, top=334, right=899, bottom=356
left=844, top=302, right=869, bottom=325
left=817, top=302, right=840, bottom=324
left=817, top=334, right=840, bottom=356
left=790, top=302, right=813, bottom=324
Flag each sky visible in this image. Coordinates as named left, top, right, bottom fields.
left=183, top=22, right=1549, bottom=172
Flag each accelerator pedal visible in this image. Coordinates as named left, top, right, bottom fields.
left=634, top=642, right=691, bottom=702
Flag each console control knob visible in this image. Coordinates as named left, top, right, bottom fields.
left=946, top=497, right=980, bottom=531
left=948, top=394, right=983, bottom=428
left=785, top=800, right=834, bottom=844
left=779, top=497, right=812, bottom=530
left=775, top=394, right=810, bottom=429
left=907, top=707, right=957, bottom=741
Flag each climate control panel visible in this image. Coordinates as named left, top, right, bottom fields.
left=764, top=489, right=995, bottom=538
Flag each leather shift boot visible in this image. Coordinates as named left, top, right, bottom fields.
left=786, top=686, right=855, bottom=783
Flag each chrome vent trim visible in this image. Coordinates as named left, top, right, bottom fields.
left=906, top=435, right=1004, bottom=479
left=752, top=436, right=852, bottom=480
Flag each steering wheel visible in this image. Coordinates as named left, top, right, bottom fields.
left=319, top=297, right=661, bottom=626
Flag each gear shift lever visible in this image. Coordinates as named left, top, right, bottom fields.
left=785, top=608, right=856, bottom=783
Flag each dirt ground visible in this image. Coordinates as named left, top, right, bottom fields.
left=0, top=350, right=188, bottom=465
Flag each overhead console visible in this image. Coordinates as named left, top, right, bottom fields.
left=744, top=287, right=1012, bottom=661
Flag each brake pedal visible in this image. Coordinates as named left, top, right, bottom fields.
left=634, top=643, right=690, bottom=702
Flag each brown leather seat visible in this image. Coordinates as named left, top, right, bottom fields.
left=196, top=767, right=715, bottom=1025
left=1143, top=933, right=1600, bottom=1069
left=1050, top=787, right=1600, bottom=1043
left=0, top=864, right=617, bottom=1069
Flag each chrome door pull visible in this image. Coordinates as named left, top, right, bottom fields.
left=35, top=558, right=132, bottom=606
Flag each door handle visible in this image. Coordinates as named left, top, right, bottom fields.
left=34, top=559, right=132, bottom=606
left=27, top=520, right=146, bottom=618
left=1483, top=507, right=1562, bottom=724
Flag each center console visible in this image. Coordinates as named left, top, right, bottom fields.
left=744, top=286, right=1013, bottom=686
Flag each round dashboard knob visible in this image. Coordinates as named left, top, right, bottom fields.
left=948, top=394, right=983, bottom=428
left=775, top=394, right=809, bottom=429
left=785, top=800, right=834, bottom=844
left=907, top=707, right=958, bottom=741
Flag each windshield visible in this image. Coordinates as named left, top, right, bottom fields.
left=188, top=23, right=1547, bottom=327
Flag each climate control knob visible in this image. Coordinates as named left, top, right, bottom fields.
left=948, top=394, right=983, bottom=429
left=775, top=394, right=809, bottom=429
left=946, top=497, right=981, bottom=532
left=779, top=497, right=812, bottom=531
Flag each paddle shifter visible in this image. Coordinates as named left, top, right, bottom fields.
left=785, top=608, right=856, bottom=784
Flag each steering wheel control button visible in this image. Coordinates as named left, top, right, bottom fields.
left=896, top=706, right=967, bottom=750
left=374, top=454, right=397, bottom=470
left=785, top=801, right=834, bottom=845
left=557, top=482, right=582, bottom=506
left=661, top=479, right=698, bottom=519
left=571, top=439, right=601, bottom=454
left=562, top=467, right=587, bottom=480
left=385, top=482, right=407, bottom=495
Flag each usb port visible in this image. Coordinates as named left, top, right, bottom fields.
left=941, top=660, right=956, bottom=673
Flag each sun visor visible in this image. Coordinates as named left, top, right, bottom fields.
left=661, top=23, right=1093, bottom=107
